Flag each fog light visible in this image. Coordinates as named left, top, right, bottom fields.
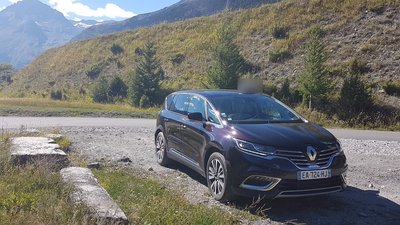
left=240, top=175, right=281, bottom=191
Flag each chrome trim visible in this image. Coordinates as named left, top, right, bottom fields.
left=240, top=175, right=281, bottom=191
left=169, top=148, right=200, bottom=166
left=275, top=186, right=343, bottom=198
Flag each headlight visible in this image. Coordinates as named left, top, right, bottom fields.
left=233, top=138, right=275, bottom=156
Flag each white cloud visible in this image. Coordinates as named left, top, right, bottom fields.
left=8, top=0, right=21, bottom=3
left=48, top=0, right=136, bottom=19
left=0, top=6, right=5, bottom=11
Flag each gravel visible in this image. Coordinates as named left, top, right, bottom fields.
left=63, top=126, right=400, bottom=225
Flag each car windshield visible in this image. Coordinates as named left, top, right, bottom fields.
left=208, top=94, right=302, bottom=124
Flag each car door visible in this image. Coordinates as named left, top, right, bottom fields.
left=164, top=94, right=190, bottom=154
left=179, top=95, right=207, bottom=165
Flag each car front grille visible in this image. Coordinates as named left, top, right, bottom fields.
left=275, top=145, right=340, bottom=168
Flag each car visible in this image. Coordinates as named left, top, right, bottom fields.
left=155, top=90, right=347, bottom=202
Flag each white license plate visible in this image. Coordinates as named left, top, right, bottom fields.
left=298, top=169, right=332, bottom=180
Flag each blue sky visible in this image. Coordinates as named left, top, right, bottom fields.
left=0, top=0, right=180, bottom=21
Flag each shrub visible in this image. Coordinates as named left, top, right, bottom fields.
left=139, top=95, right=151, bottom=108
left=85, top=63, right=103, bottom=79
left=263, top=84, right=278, bottom=96
left=50, top=90, right=63, bottom=100
left=339, top=73, right=372, bottom=114
left=111, top=43, right=124, bottom=55
left=109, top=76, right=128, bottom=100
left=383, top=81, right=400, bottom=96
left=270, top=25, right=289, bottom=39
left=269, top=49, right=291, bottom=63
left=349, top=58, right=370, bottom=74
left=170, top=53, right=186, bottom=66
left=92, top=77, right=110, bottom=103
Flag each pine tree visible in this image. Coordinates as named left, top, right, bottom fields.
left=130, top=42, right=165, bottom=107
left=206, top=19, right=246, bottom=89
left=340, top=72, right=372, bottom=114
left=298, top=26, right=332, bottom=109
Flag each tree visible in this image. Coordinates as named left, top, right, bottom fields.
left=111, top=43, right=124, bottom=55
left=298, top=26, right=332, bottom=109
left=206, top=19, right=246, bottom=89
left=109, top=76, right=128, bottom=100
left=92, top=77, right=110, bottom=103
left=130, top=42, right=165, bottom=107
left=339, top=73, right=372, bottom=114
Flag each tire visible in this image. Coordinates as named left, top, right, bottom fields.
left=155, top=132, right=171, bottom=166
left=206, top=152, right=235, bottom=202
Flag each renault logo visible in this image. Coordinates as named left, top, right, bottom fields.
left=307, top=146, right=317, bottom=162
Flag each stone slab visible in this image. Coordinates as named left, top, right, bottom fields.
left=60, top=167, right=128, bottom=225
left=10, top=137, right=68, bottom=168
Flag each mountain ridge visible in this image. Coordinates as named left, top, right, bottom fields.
left=73, top=0, right=279, bottom=40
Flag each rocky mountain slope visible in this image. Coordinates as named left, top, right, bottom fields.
left=73, top=0, right=278, bottom=40
left=0, top=0, right=81, bottom=68
left=4, top=0, right=400, bottom=98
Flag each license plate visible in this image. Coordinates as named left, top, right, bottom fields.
left=298, top=169, right=332, bottom=180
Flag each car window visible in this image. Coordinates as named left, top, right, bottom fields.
left=166, top=94, right=175, bottom=110
left=188, top=95, right=205, bottom=119
left=207, top=103, right=220, bottom=124
left=170, top=94, right=190, bottom=115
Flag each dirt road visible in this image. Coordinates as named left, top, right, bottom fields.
left=2, top=117, right=400, bottom=224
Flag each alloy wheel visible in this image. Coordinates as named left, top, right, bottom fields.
left=156, top=133, right=165, bottom=163
left=208, top=158, right=225, bottom=196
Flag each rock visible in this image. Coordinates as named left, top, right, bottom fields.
left=148, top=167, right=154, bottom=171
left=118, top=157, right=132, bottom=163
left=88, top=162, right=101, bottom=169
left=10, top=137, right=68, bottom=170
left=369, top=183, right=374, bottom=188
left=61, top=167, right=128, bottom=225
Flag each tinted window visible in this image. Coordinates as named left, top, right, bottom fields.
left=170, top=94, right=190, bottom=115
left=188, top=95, right=205, bottom=119
left=166, top=95, right=175, bottom=110
left=208, top=94, right=301, bottom=124
left=207, top=103, right=220, bottom=124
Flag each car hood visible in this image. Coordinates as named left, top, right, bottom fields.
left=231, top=122, right=336, bottom=148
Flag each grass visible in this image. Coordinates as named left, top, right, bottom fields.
left=0, top=97, right=159, bottom=118
left=0, top=133, right=87, bottom=225
left=93, top=169, right=241, bottom=225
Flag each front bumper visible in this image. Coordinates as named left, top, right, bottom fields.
left=226, top=147, right=348, bottom=199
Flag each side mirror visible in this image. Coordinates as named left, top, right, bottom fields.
left=188, top=112, right=203, bottom=121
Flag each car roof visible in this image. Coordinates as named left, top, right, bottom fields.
left=172, top=90, right=267, bottom=98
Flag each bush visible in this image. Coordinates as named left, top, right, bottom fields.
left=109, top=76, right=128, bottom=100
left=263, top=84, right=278, bottom=96
left=85, top=63, right=103, bottom=79
left=270, top=25, right=289, bottom=39
left=349, top=58, right=370, bottom=74
left=170, top=53, right=186, bottom=66
left=339, top=73, right=372, bottom=114
left=139, top=95, right=151, bottom=108
left=269, top=49, right=291, bottom=63
left=383, top=81, right=400, bottom=96
left=92, top=77, right=110, bottom=103
left=50, top=90, right=63, bottom=100
left=111, top=43, right=124, bottom=55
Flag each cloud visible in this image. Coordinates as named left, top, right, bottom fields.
left=48, top=0, right=136, bottom=19
left=8, top=0, right=22, bottom=3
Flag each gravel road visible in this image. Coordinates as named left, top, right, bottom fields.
left=2, top=117, right=400, bottom=224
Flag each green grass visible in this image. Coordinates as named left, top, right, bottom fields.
left=0, top=133, right=87, bottom=225
left=93, top=169, right=241, bottom=225
left=0, top=98, right=159, bottom=118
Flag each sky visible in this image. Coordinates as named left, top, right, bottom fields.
left=0, top=0, right=180, bottom=21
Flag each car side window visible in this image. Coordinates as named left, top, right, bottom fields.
left=187, top=95, right=205, bottom=119
left=166, top=95, right=175, bottom=110
left=170, top=94, right=190, bottom=115
left=207, top=103, right=220, bottom=124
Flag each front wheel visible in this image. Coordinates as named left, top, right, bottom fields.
left=155, top=132, right=171, bottom=166
left=206, top=152, right=235, bottom=202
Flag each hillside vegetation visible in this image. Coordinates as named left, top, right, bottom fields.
left=5, top=0, right=399, bottom=99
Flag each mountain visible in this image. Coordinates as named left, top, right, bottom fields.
left=5, top=0, right=400, bottom=99
left=73, top=0, right=279, bottom=40
left=0, top=0, right=80, bottom=68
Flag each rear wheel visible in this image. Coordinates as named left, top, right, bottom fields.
left=206, top=152, right=235, bottom=202
left=155, top=132, right=171, bottom=166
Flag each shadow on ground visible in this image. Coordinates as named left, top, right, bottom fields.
left=169, top=163, right=400, bottom=225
